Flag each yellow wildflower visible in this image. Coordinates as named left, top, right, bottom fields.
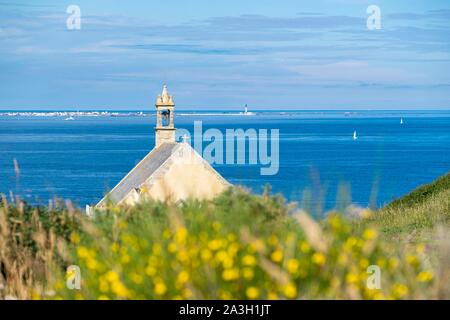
left=376, top=257, right=386, bottom=268
left=271, top=250, right=283, bottom=263
left=268, top=235, right=278, bottom=246
left=86, top=257, right=99, bottom=270
left=227, top=233, right=237, bottom=242
left=131, top=273, right=143, bottom=284
left=329, top=215, right=341, bottom=230
left=299, top=241, right=310, bottom=253
left=145, top=265, right=157, bottom=277
left=208, top=239, right=222, bottom=251
left=219, top=290, right=232, bottom=300
left=77, top=246, right=89, bottom=258
left=111, top=281, right=129, bottom=298
left=31, top=290, right=41, bottom=300
left=168, top=242, right=177, bottom=253
left=201, top=249, right=212, bottom=261
left=242, top=267, right=254, bottom=280
left=183, top=288, right=193, bottom=299
left=154, top=281, right=167, bottom=296
left=388, top=258, right=399, bottom=270
left=120, top=254, right=130, bottom=264
left=267, top=292, right=278, bottom=300
left=70, top=232, right=80, bottom=244
left=287, top=259, right=299, bottom=274
left=392, top=283, right=409, bottom=298
left=216, top=250, right=228, bottom=262
left=359, top=258, right=369, bottom=269
left=222, top=256, right=234, bottom=269
left=416, top=244, right=426, bottom=254
left=222, top=268, right=239, bottom=281
left=177, top=271, right=190, bottom=285
left=242, top=255, right=257, bottom=267
left=406, top=255, right=419, bottom=267
left=176, top=250, right=189, bottom=262
left=246, top=287, right=259, bottom=299
left=312, top=252, right=326, bottom=266
left=373, top=292, right=385, bottom=300
left=346, top=273, right=359, bottom=284
left=363, top=228, right=378, bottom=240
left=345, top=237, right=358, bottom=250
left=111, top=243, right=119, bottom=253
left=105, top=270, right=119, bottom=283
left=175, top=227, right=188, bottom=244
left=99, top=278, right=109, bottom=293
left=152, top=243, right=162, bottom=255
left=249, top=239, right=265, bottom=253
left=227, top=243, right=240, bottom=257
left=283, top=283, right=297, bottom=299
left=417, top=271, right=433, bottom=283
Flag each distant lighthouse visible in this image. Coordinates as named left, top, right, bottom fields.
left=241, top=104, right=255, bottom=116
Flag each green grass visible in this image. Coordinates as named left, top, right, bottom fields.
left=363, top=172, right=450, bottom=241
left=386, top=173, right=450, bottom=211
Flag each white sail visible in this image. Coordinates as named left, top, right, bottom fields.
left=353, top=130, right=357, bottom=140
left=400, top=118, right=403, bottom=124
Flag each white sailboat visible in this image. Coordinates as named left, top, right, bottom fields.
left=400, top=118, right=404, bottom=125
left=353, top=130, right=358, bottom=140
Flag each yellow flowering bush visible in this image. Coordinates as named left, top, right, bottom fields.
left=43, top=189, right=438, bottom=300
left=0, top=188, right=446, bottom=300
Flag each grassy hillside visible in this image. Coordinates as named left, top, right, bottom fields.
left=1, top=186, right=448, bottom=300
left=364, top=173, right=450, bottom=239
left=386, top=173, right=450, bottom=210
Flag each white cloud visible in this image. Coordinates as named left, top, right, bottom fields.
left=290, top=60, right=427, bottom=83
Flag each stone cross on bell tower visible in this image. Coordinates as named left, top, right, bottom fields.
left=155, top=84, right=175, bottom=147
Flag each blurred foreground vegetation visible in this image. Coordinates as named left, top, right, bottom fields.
left=0, top=174, right=449, bottom=300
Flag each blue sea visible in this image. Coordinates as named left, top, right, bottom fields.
left=0, top=110, right=449, bottom=211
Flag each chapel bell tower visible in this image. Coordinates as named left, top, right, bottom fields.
left=155, top=84, right=175, bottom=147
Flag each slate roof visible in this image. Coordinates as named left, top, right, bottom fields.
left=96, top=143, right=179, bottom=207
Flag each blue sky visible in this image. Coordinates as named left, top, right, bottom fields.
left=0, top=0, right=449, bottom=110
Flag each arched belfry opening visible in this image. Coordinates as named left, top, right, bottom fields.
left=155, top=84, right=175, bottom=147
left=91, top=84, right=230, bottom=210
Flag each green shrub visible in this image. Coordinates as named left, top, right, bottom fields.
left=0, top=187, right=447, bottom=300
